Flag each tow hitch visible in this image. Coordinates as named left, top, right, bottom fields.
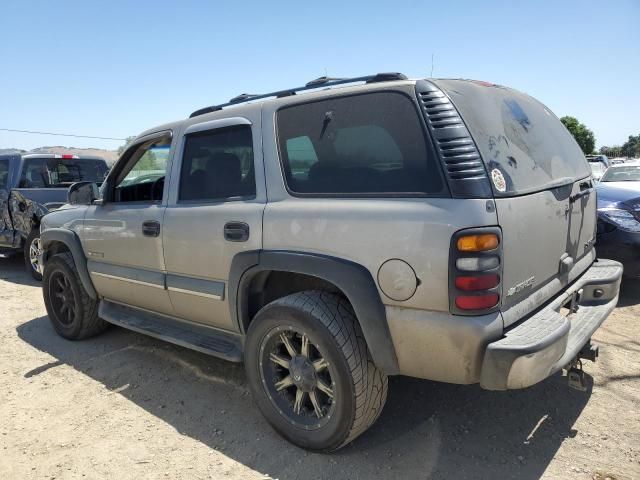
left=567, top=360, right=586, bottom=391
left=566, top=341, right=599, bottom=391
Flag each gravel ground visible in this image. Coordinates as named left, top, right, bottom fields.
left=0, top=255, right=638, bottom=480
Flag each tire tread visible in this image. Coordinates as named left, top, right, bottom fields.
left=45, top=253, right=107, bottom=340
left=271, top=290, right=388, bottom=450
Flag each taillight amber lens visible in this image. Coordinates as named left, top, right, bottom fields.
left=457, top=234, right=499, bottom=252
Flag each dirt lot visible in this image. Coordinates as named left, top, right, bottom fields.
left=0, top=255, right=638, bottom=480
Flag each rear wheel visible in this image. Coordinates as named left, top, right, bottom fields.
left=43, top=253, right=108, bottom=340
left=245, top=291, right=388, bottom=452
left=24, top=230, right=43, bottom=281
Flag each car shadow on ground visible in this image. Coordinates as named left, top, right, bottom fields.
left=0, top=255, right=40, bottom=287
left=17, top=315, right=594, bottom=480
left=617, top=278, right=640, bottom=307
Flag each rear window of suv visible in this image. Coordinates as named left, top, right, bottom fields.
left=276, top=92, right=446, bottom=196
left=434, top=80, right=591, bottom=196
left=19, top=158, right=108, bottom=188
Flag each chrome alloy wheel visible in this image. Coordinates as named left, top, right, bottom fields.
left=29, top=236, right=43, bottom=274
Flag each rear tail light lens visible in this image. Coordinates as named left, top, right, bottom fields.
left=456, top=256, right=500, bottom=272
left=455, top=294, right=500, bottom=310
left=455, top=274, right=500, bottom=291
left=451, top=229, right=502, bottom=314
left=456, top=233, right=499, bottom=252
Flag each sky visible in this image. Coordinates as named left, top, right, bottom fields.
left=1, top=0, right=638, bottom=152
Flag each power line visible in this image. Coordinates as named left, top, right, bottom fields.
left=0, top=128, right=126, bottom=141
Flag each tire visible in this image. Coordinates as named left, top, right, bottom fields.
left=24, top=230, right=43, bottom=281
left=245, top=290, right=388, bottom=452
left=43, top=252, right=108, bottom=340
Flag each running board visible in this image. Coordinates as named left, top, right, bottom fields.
left=99, top=300, right=243, bottom=362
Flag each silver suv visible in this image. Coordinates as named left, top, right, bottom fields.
left=39, top=73, right=623, bottom=451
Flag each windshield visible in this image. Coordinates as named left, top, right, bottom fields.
left=601, top=165, right=640, bottom=182
left=19, top=158, right=108, bottom=188
left=434, top=80, right=591, bottom=196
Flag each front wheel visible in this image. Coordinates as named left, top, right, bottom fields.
left=24, top=230, right=43, bottom=281
left=245, top=291, right=388, bottom=452
left=43, top=253, right=108, bottom=340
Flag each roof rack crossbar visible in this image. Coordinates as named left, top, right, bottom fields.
left=189, top=72, right=407, bottom=118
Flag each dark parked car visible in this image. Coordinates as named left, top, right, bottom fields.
left=0, top=153, right=108, bottom=279
left=596, top=163, right=640, bottom=278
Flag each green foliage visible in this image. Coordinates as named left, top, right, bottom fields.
left=560, top=116, right=596, bottom=155
left=600, top=134, right=640, bottom=158
left=600, top=145, right=622, bottom=157
left=135, top=150, right=161, bottom=171
left=621, top=135, right=640, bottom=157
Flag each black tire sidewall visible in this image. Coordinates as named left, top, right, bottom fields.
left=43, top=256, right=86, bottom=339
left=23, top=230, right=43, bottom=281
left=245, top=303, right=357, bottom=452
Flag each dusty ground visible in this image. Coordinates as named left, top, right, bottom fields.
left=0, top=255, right=638, bottom=480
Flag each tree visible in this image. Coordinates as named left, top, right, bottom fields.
left=621, top=134, right=640, bottom=158
left=600, top=134, right=640, bottom=159
left=560, top=116, right=596, bottom=155
left=117, top=136, right=137, bottom=156
left=600, top=145, right=622, bottom=158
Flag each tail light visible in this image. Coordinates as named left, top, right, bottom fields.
left=450, top=228, right=502, bottom=314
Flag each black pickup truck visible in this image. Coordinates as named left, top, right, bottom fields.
left=0, top=153, right=108, bottom=279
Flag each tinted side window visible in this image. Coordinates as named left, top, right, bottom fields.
left=277, top=92, right=445, bottom=196
left=179, top=126, right=256, bottom=202
left=0, top=160, right=9, bottom=189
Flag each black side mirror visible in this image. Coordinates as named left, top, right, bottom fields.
left=68, top=181, right=99, bottom=205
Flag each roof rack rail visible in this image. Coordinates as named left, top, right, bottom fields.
left=229, top=93, right=260, bottom=103
left=189, top=72, right=407, bottom=118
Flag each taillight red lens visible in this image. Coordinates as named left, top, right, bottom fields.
left=62, top=154, right=74, bottom=159
left=455, top=274, right=500, bottom=291
left=455, top=294, right=499, bottom=310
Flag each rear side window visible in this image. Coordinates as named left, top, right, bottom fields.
left=179, top=125, right=256, bottom=202
left=277, top=92, right=446, bottom=196
left=435, top=80, right=591, bottom=196
left=0, top=160, right=9, bottom=189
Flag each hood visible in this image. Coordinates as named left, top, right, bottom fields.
left=596, top=181, right=640, bottom=209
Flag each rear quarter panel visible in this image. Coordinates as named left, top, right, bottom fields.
left=8, top=188, right=68, bottom=238
left=263, top=198, right=498, bottom=312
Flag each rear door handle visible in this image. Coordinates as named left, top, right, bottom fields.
left=224, top=222, right=249, bottom=242
left=142, top=220, right=161, bottom=237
